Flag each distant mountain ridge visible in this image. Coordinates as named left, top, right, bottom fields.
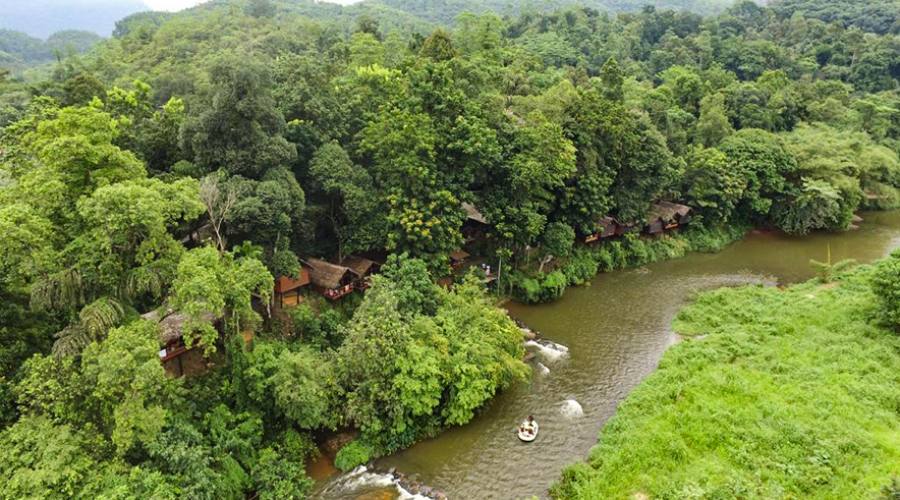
left=0, top=0, right=150, bottom=38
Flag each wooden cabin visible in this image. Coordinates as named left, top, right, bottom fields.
left=340, top=255, right=380, bottom=290
left=584, top=216, right=619, bottom=243
left=274, top=267, right=311, bottom=308
left=144, top=310, right=216, bottom=378
left=461, top=202, right=490, bottom=243
left=450, top=249, right=471, bottom=268
left=305, top=258, right=357, bottom=300
left=646, top=202, right=692, bottom=235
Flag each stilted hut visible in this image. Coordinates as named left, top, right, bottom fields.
left=340, top=255, right=380, bottom=290
left=646, top=202, right=692, bottom=235
left=449, top=249, right=471, bottom=268
left=274, top=267, right=311, bottom=309
left=144, top=310, right=216, bottom=378
left=305, top=258, right=357, bottom=300
left=584, top=216, right=618, bottom=243
left=462, top=202, right=490, bottom=243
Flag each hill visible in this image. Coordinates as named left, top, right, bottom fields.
left=0, top=30, right=103, bottom=72
left=0, top=0, right=149, bottom=38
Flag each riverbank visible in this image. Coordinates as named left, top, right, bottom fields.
left=551, top=262, right=900, bottom=498
left=506, top=224, right=749, bottom=303
left=315, top=211, right=900, bottom=499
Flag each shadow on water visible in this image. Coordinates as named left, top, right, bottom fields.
left=315, top=211, right=900, bottom=500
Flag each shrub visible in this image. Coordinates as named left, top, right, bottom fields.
left=334, top=440, right=376, bottom=472
left=871, top=249, right=900, bottom=332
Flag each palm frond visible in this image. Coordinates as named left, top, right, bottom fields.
left=52, top=324, right=92, bottom=358
left=78, top=297, right=126, bottom=339
left=122, top=265, right=167, bottom=301
left=31, top=268, right=85, bottom=312
left=831, top=259, right=857, bottom=274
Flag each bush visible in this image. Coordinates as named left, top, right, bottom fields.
left=288, top=303, right=344, bottom=348
left=871, top=249, right=900, bottom=332
left=334, top=440, right=375, bottom=472
left=510, top=270, right=567, bottom=303
left=510, top=225, right=746, bottom=304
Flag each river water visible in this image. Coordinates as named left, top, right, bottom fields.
left=315, top=211, right=900, bottom=500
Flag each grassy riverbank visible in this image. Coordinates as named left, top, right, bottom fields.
left=552, top=263, right=900, bottom=498
left=508, top=224, right=748, bottom=303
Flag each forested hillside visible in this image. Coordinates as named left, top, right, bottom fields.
left=0, top=30, right=103, bottom=73
left=369, top=0, right=737, bottom=24
left=0, top=0, right=898, bottom=497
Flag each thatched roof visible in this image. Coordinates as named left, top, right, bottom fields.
left=462, top=202, right=488, bottom=225
left=647, top=202, right=691, bottom=223
left=450, top=249, right=470, bottom=262
left=142, top=309, right=216, bottom=345
left=304, top=258, right=356, bottom=289
left=340, top=256, right=378, bottom=277
left=275, top=268, right=311, bottom=294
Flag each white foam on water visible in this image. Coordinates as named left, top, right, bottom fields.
left=560, top=399, right=584, bottom=418
left=318, top=466, right=432, bottom=500
left=536, top=362, right=550, bottom=375
left=525, top=339, right=570, bottom=362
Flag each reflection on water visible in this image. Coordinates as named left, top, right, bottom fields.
left=316, top=211, right=900, bottom=500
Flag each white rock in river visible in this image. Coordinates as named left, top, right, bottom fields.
left=560, top=399, right=584, bottom=418
left=525, top=340, right=569, bottom=362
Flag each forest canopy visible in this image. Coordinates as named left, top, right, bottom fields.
left=0, top=0, right=899, bottom=497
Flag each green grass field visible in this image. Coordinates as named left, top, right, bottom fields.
left=553, top=265, right=900, bottom=499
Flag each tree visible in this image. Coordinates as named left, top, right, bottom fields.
left=695, top=93, right=733, bottom=147
left=200, top=173, right=238, bottom=253
left=78, top=320, right=172, bottom=455
left=0, top=203, right=56, bottom=290
left=308, top=141, right=378, bottom=260
left=538, top=222, right=575, bottom=273
left=246, top=0, right=275, bottom=18
left=20, top=103, right=145, bottom=227
left=181, top=57, right=296, bottom=179
left=270, top=347, right=335, bottom=430
left=718, top=129, right=797, bottom=220
left=599, top=57, right=625, bottom=102
left=420, top=29, right=457, bottom=61
left=0, top=416, right=101, bottom=499
left=682, top=146, right=744, bottom=224
left=170, top=247, right=273, bottom=353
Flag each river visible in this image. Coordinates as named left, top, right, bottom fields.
left=313, top=211, right=900, bottom=499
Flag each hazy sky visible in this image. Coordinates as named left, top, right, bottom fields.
left=144, top=0, right=361, bottom=11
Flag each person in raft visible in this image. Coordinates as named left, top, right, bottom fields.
left=519, top=415, right=536, bottom=436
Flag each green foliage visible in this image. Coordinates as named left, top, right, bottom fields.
left=555, top=265, right=900, bottom=498
left=871, top=249, right=900, bottom=332
left=0, top=2, right=899, bottom=497
left=270, top=346, right=336, bottom=430
left=337, top=259, right=527, bottom=451
left=171, top=247, right=274, bottom=353
left=334, top=439, right=376, bottom=472
left=511, top=226, right=746, bottom=303
left=181, top=56, right=296, bottom=179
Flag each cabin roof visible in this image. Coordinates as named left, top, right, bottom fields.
left=142, top=309, right=216, bottom=345
left=275, top=268, right=311, bottom=294
left=340, top=255, right=378, bottom=276
left=647, top=201, right=691, bottom=222
left=304, top=258, right=357, bottom=289
left=450, top=249, right=470, bottom=261
left=462, top=202, right=488, bottom=225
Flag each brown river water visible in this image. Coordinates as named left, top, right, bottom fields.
left=313, top=211, right=900, bottom=500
